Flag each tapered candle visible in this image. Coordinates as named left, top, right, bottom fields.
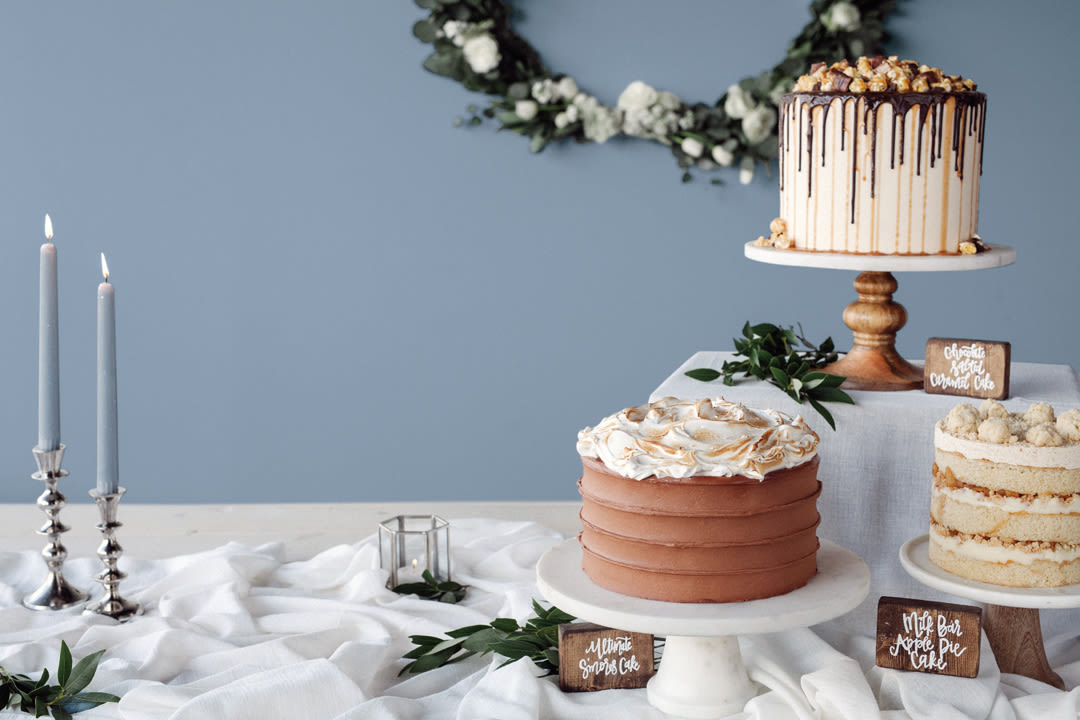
left=38, top=214, right=61, bottom=452
left=97, top=254, right=119, bottom=495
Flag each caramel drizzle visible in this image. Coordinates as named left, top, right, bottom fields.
left=779, top=92, right=987, bottom=226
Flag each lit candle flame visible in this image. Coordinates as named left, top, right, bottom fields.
left=100, top=253, right=110, bottom=282
left=411, top=558, right=418, bottom=570
left=44, top=214, right=53, bottom=241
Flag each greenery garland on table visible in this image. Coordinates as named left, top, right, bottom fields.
left=0, top=642, right=118, bottom=719
left=412, top=0, right=896, bottom=184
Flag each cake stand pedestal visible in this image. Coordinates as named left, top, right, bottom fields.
left=537, top=538, right=869, bottom=718
left=900, top=534, right=1080, bottom=689
left=743, top=243, right=1016, bottom=391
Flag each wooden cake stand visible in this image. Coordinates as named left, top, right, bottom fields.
left=743, top=243, right=1016, bottom=392
left=901, top=534, right=1079, bottom=689
left=537, top=538, right=869, bottom=719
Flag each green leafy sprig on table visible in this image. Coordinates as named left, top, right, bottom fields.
left=685, top=322, right=854, bottom=429
left=401, top=600, right=574, bottom=675
left=392, top=569, right=469, bottom=604
left=0, top=641, right=119, bottom=719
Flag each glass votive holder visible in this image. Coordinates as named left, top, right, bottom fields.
left=378, top=514, right=451, bottom=588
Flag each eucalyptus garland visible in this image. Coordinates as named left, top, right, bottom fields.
left=412, top=0, right=896, bottom=184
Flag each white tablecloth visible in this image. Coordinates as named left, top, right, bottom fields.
left=3, top=518, right=1080, bottom=719
left=651, top=354, right=1080, bottom=637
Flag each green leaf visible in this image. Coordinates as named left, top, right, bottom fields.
left=58, top=641, right=72, bottom=687
left=34, top=696, right=47, bottom=718
left=809, top=386, right=855, bottom=404
left=407, top=634, right=444, bottom=647
left=770, top=366, right=790, bottom=386
left=807, top=397, right=837, bottom=430
left=684, top=368, right=721, bottom=382
left=529, top=132, right=550, bottom=153
left=446, top=624, right=491, bottom=639
left=50, top=708, right=73, bottom=720
left=491, top=618, right=520, bottom=633
left=64, top=650, right=105, bottom=696
left=462, top=627, right=504, bottom=653
left=414, top=0, right=441, bottom=8
left=412, top=19, right=439, bottom=43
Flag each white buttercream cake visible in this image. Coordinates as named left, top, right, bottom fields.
left=929, top=400, right=1080, bottom=587
left=762, top=56, right=986, bottom=255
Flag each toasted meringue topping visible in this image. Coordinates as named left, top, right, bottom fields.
left=577, top=396, right=819, bottom=480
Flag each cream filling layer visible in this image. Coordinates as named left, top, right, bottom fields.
left=934, top=484, right=1080, bottom=515
left=935, top=423, right=1080, bottom=469
left=930, top=523, right=1080, bottom=565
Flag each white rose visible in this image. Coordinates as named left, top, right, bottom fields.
left=656, top=90, right=681, bottom=111
left=680, top=137, right=704, bottom=158
left=742, top=105, right=776, bottom=145
left=554, top=112, right=569, bottom=129
left=515, top=100, right=538, bottom=121
left=711, top=145, right=734, bottom=166
left=617, top=81, right=658, bottom=111
left=826, top=2, right=860, bottom=32
left=443, top=20, right=464, bottom=40
left=463, top=34, right=500, bottom=74
left=532, top=79, right=555, bottom=103
left=739, top=156, right=755, bottom=185
left=564, top=104, right=579, bottom=123
left=621, top=107, right=651, bottom=138
left=556, top=76, right=579, bottom=100
left=723, top=84, right=755, bottom=120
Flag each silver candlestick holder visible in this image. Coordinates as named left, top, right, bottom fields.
left=23, top=444, right=87, bottom=611
left=84, top=487, right=142, bottom=621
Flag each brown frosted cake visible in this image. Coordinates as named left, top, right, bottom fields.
left=576, top=396, right=822, bottom=603
left=930, top=400, right=1080, bottom=587
left=760, top=56, right=986, bottom=255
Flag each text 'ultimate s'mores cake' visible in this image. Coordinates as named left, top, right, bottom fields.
left=576, top=397, right=822, bottom=603
left=930, top=400, right=1080, bottom=587
left=761, top=56, right=986, bottom=255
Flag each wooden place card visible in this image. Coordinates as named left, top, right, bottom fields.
left=876, top=596, right=981, bottom=678
left=558, top=622, right=654, bottom=692
left=924, top=338, right=1010, bottom=400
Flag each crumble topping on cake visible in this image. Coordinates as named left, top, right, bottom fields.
left=576, top=396, right=819, bottom=481
left=940, top=400, right=1080, bottom=447
left=793, top=56, right=978, bottom=94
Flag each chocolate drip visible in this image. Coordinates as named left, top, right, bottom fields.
left=778, top=103, right=786, bottom=191
left=820, top=103, right=830, bottom=167
left=868, top=102, right=878, bottom=198
left=890, top=110, right=898, bottom=170
left=806, top=105, right=814, bottom=197
left=916, top=104, right=928, bottom=176
left=776, top=91, right=987, bottom=222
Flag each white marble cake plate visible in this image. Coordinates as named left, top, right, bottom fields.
left=744, top=242, right=1016, bottom=272
left=900, top=534, right=1080, bottom=609
left=536, top=538, right=869, bottom=719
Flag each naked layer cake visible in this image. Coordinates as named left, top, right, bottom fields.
left=930, top=400, right=1080, bottom=586
left=761, top=56, right=986, bottom=255
left=576, top=396, right=821, bottom=603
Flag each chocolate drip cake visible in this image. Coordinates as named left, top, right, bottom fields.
left=761, top=56, right=986, bottom=255
left=576, top=397, right=822, bottom=603
left=930, top=400, right=1080, bottom=587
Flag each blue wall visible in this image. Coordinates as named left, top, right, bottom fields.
left=1, top=1, right=1076, bottom=503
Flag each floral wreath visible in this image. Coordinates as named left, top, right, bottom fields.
left=413, top=0, right=896, bottom=185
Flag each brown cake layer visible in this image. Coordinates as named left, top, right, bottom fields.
left=578, top=455, right=821, bottom=602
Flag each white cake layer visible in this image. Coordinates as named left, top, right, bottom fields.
left=779, top=93, right=985, bottom=255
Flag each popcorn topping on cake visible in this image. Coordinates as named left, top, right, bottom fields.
left=793, top=56, right=977, bottom=94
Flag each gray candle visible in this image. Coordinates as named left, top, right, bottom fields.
left=38, top=214, right=61, bottom=452
left=97, top=254, right=119, bottom=495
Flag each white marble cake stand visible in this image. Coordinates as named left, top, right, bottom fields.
left=901, top=534, right=1080, bottom=688
left=536, top=538, right=869, bottom=719
left=743, top=242, right=1016, bottom=391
